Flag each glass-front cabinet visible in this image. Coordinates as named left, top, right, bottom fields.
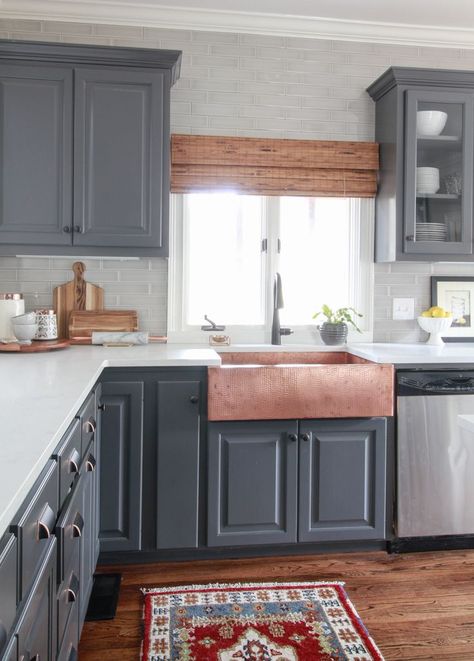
left=367, top=68, right=474, bottom=262
left=404, top=90, right=473, bottom=255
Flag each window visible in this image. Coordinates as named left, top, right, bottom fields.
left=168, top=193, right=374, bottom=344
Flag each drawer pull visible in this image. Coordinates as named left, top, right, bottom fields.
left=31, top=655, right=40, bottom=661
left=68, top=647, right=78, bottom=661
left=84, top=417, right=96, bottom=434
left=37, top=504, right=55, bottom=540
left=86, top=453, right=97, bottom=472
left=98, top=403, right=106, bottom=411
left=68, top=448, right=81, bottom=474
left=66, top=574, right=80, bottom=603
left=72, top=512, right=84, bottom=538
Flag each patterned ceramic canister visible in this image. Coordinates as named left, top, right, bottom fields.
left=34, top=309, right=58, bottom=340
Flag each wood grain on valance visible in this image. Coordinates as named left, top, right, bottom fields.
left=171, top=134, right=379, bottom=197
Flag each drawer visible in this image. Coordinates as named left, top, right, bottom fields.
left=16, top=537, right=57, bottom=661
left=0, top=534, right=18, bottom=654
left=12, top=460, right=58, bottom=601
left=55, top=473, right=84, bottom=585
left=57, top=552, right=80, bottom=657
left=53, top=418, right=82, bottom=509
left=79, top=391, right=96, bottom=457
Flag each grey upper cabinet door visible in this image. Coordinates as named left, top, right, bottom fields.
left=0, top=64, right=73, bottom=245
left=98, top=381, right=144, bottom=552
left=404, top=89, right=474, bottom=257
left=73, top=67, right=168, bottom=251
left=208, top=421, right=298, bottom=547
left=298, top=418, right=387, bottom=542
left=155, top=379, right=202, bottom=549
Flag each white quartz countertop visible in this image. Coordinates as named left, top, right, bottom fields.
left=0, top=344, right=220, bottom=540
left=4, top=339, right=474, bottom=541
left=347, top=342, right=474, bottom=364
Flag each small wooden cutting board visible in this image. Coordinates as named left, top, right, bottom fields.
left=53, top=262, right=104, bottom=338
left=69, top=310, right=139, bottom=343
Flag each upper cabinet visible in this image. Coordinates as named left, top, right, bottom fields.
left=367, top=67, right=474, bottom=262
left=0, top=40, right=181, bottom=257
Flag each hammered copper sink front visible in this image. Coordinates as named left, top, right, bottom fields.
left=208, top=352, right=394, bottom=421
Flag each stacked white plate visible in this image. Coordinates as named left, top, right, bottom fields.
left=416, top=222, right=447, bottom=241
left=416, top=167, right=440, bottom=194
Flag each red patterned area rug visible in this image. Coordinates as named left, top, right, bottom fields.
left=141, top=581, right=384, bottom=660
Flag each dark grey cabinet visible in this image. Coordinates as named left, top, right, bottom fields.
left=367, top=67, right=474, bottom=262
left=98, top=380, right=144, bottom=552
left=0, top=64, right=73, bottom=246
left=208, top=418, right=388, bottom=547
left=0, top=535, right=17, bottom=653
left=74, top=68, right=167, bottom=250
left=298, top=418, right=387, bottom=542
left=155, top=377, right=203, bottom=549
left=79, top=440, right=99, bottom=626
left=0, top=40, right=181, bottom=257
left=208, top=421, right=299, bottom=547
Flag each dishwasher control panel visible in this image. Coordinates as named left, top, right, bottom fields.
left=398, top=370, right=474, bottom=395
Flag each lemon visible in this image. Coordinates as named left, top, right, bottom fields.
left=432, top=309, right=446, bottom=318
left=421, top=311, right=432, bottom=317
left=444, top=311, right=452, bottom=318
left=429, top=306, right=444, bottom=315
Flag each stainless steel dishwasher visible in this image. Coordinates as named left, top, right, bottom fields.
left=397, top=370, right=474, bottom=544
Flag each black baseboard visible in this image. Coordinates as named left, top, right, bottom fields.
left=389, top=534, right=474, bottom=553
left=98, top=540, right=388, bottom=565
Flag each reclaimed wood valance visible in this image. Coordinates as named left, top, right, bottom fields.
left=171, top=134, right=379, bottom=197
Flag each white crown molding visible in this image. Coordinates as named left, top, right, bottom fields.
left=2, top=0, right=474, bottom=49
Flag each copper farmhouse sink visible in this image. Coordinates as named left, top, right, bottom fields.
left=208, top=351, right=394, bottom=421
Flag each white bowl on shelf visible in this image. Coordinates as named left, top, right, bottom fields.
left=417, top=110, right=448, bottom=136
left=417, top=316, right=453, bottom=345
left=416, top=167, right=440, bottom=194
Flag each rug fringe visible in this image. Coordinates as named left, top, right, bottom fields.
left=141, top=579, right=345, bottom=595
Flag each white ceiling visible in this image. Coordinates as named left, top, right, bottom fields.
left=2, top=0, right=474, bottom=48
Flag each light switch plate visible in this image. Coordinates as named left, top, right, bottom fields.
left=393, top=297, right=415, bottom=320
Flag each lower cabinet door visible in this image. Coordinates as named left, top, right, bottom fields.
left=298, top=418, right=388, bottom=542
left=99, top=381, right=144, bottom=552
left=16, top=537, right=57, bottom=661
left=208, top=421, right=298, bottom=547
left=155, top=377, right=202, bottom=549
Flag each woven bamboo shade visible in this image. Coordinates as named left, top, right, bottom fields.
left=171, top=134, right=379, bottom=197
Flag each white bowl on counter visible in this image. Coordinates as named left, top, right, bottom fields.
left=417, top=110, right=448, bottom=136
left=12, top=323, right=38, bottom=344
left=12, top=311, right=37, bottom=325
left=417, top=316, right=453, bottom=345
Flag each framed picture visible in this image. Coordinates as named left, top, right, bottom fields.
left=431, top=276, right=474, bottom=341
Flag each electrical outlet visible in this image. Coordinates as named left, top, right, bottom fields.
left=393, top=298, right=415, bottom=320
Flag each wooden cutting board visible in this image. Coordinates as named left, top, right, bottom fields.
left=69, top=310, right=139, bottom=343
left=53, top=262, right=104, bottom=338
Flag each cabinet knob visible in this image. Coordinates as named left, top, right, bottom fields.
left=63, top=226, right=71, bottom=233
left=189, top=395, right=199, bottom=404
left=406, top=235, right=415, bottom=241
left=37, top=504, right=55, bottom=540
left=300, top=433, right=311, bottom=442
left=73, top=225, right=83, bottom=234
left=84, top=417, right=96, bottom=434
left=72, top=512, right=84, bottom=538
left=98, top=403, right=106, bottom=412
left=68, top=448, right=81, bottom=475
left=288, top=433, right=297, bottom=443
left=86, top=453, right=97, bottom=472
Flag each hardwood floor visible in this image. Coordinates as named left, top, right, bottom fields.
left=79, top=549, right=474, bottom=660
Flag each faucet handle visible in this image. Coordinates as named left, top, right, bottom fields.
left=280, top=327, right=293, bottom=336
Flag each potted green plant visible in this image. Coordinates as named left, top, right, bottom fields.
left=312, top=304, right=363, bottom=345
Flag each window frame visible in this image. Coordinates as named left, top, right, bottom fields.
left=167, top=194, right=374, bottom=344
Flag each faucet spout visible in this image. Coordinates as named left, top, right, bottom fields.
left=271, top=273, right=293, bottom=345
